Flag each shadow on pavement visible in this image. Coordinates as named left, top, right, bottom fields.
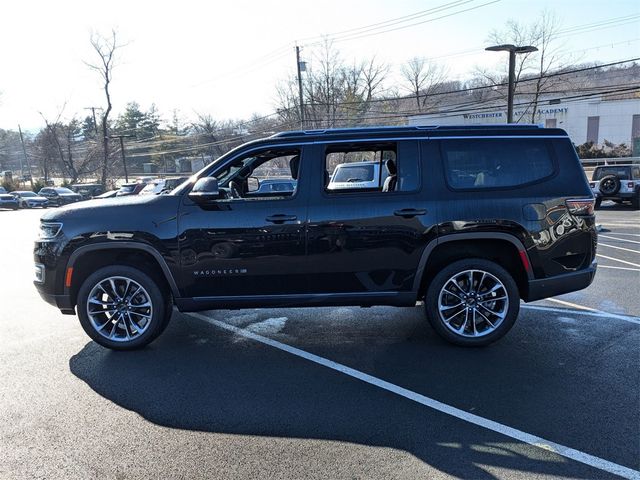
left=69, top=313, right=612, bottom=479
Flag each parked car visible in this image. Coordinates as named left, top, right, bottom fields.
left=34, top=125, right=597, bottom=350
left=251, top=179, right=297, bottom=195
left=71, top=183, right=106, bottom=200
left=139, top=177, right=190, bottom=195
left=11, top=191, right=49, bottom=208
left=93, top=190, right=119, bottom=199
left=0, top=192, right=19, bottom=210
left=37, top=187, right=83, bottom=207
left=115, top=183, right=148, bottom=197
left=0, top=186, right=7, bottom=194
left=589, top=164, right=640, bottom=209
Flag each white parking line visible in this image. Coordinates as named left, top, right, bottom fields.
left=597, top=254, right=640, bottom=268
left=599, top=234, right=640, bottom=245
left=546, top=297, right=599, bottom=312
left=598, top=243, right=640, bottom=255
left=600, top=233, right=640, bottom=237
left=599, top=265, right=640, bottom=272
left=597, top=223, right=640, bottom=228
left=187, top=312, right=640, bottom=479
left=522, top=305, right=640, bottom=325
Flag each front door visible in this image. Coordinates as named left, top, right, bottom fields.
left=178, top=145, right=309, bottom=299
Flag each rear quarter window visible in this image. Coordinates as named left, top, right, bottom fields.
left=441, top=138, right=555, bottom=190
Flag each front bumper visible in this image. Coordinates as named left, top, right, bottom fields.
left=524, top=263, right=597, bottom=302
left=35, top=287, right=75, bottom=315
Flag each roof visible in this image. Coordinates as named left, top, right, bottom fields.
left=268, top=124, right=566, bottom=142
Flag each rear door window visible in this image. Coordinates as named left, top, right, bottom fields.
left=441, top=138, right=555, bottom=190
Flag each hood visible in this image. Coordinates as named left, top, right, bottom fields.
left=40, top=193, right=171, bottom=222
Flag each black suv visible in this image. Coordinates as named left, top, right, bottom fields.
left=34, top=125, right=597, bottom=349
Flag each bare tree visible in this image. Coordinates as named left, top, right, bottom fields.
left=362, top=57, right=388, bottom=102
left=85, top=30, right=121, bottom=185
left=400, top=57, right=448, bottom=112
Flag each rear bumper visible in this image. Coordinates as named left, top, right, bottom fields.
left=524, top=263, right=597, bottom=302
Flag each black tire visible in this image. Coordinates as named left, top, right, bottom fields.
left=599, top=175, right=620, bottom=196
left=77, top=265, right=168, bottom=350
left=594, top=197, right=602, bottom=210
left=425, top=258, right=520, bottom=347
left=632, top=191, right=640, bottom=210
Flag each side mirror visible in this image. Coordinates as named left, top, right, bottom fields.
left=188, top=177, right=221, bottom=204
left=247, top=177, right=259, bottom=192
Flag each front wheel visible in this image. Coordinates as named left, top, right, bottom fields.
left=77, top=265, right=169, bottom=350
left=425, top=259, right=520, bottom=346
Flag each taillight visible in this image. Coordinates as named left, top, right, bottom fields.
left=628, top=182, right=634, bottom=189
left=566, top=198, right=595, bottom=216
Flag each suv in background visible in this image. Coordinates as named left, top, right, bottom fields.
left=71, top=183, right=106, bottom=200
left=139, top=177, right=190, bottom=195
left=34, top=125, right=597, bottom=350
left=590, top=164, right=640, bottom=209
left=38, top=187, right=82, bottom=206
left=115, top=182, right=147, bottom=197
left=327, top=160, right=389, bottom=190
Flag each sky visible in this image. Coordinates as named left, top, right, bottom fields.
left=0, top=0, right=638, bottom=132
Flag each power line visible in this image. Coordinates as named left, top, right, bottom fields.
left=297, top=0, right=476, bottom=43
left=303, top=0, right=501, bottom=47
left=307, top=57, right=640, bottom=107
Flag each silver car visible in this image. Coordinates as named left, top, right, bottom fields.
left=11, top=191, right=49, bottom=208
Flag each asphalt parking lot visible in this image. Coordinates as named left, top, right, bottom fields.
left=0, top=204, right=638, bottom=479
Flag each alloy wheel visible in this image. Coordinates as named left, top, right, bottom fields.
left=86, top=276, right=153, bottom=342
left=437, top=269, right=509, bottom=338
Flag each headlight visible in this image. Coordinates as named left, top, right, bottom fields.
left=39, top=222, right=63, bottom=239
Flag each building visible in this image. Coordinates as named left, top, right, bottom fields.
left=408, top=97, right=640, bottom=148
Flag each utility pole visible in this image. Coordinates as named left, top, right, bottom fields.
left=109, top=134, right=135, bottom=183
left=17, top=124, right=34, bottom=188
left=295, top=45, right=305, bottom=129
left=84, top=107, right=101, bottom=138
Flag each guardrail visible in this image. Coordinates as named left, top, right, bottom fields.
left=580, top=157, right=640, bottom=167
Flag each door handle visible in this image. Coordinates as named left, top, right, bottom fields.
left=266, top=214, right=297, bottom=224
left=394, top=208, right=427, bottom=218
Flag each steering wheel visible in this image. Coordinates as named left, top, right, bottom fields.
left=229, top=180, right=242, bottom=199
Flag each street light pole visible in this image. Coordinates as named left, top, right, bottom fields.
left=295, top=45, right=305, bottom=129
left=485, top=44, right=538, bottom=123
left=109, top=134, right=135, bottom=183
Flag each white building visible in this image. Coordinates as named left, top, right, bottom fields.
left=408, top=97, right=640, bottom=147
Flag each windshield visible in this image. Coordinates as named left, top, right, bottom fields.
left=18, top=192, right=37, bottom=197
left=119, top=185, right=136, bottom=193
left=54, top=187, right=75, bottom=194
left=593, top=167, right=630, bottom=180
left=332, top=164, right=375, bottom=183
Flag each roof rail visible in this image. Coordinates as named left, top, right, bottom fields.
left=270, top=124, right=543, bottom=138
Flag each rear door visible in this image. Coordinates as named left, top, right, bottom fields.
left=304, top=139, right=437, bottom=299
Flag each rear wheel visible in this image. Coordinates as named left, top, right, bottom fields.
left=632, top=191, right=640, bottom=210
left=77, top=265, right=170, bottom=350
left=425, top=258, right=520, bottom=346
